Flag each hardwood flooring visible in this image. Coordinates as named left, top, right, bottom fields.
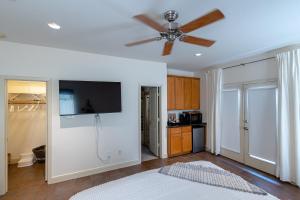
left=1, top=152, right=299, bottom=200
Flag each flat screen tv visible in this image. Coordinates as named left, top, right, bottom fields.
left=59, top=80, right=121, bottom=116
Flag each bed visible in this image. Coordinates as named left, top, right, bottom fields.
left=70, top=161, right=278, bottom=200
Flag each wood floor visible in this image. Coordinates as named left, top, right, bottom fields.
left=1, top=152, right=300, bottom=200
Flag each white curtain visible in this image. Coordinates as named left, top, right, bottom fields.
left=277, top=49, right=300, bottom=186
left=207, top=68, right=223, bottom=155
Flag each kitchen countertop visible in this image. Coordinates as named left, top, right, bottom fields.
left=167, top=122, right=207, bottom=128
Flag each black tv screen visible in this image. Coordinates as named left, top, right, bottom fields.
left=59, top=80, right=121, bottom=116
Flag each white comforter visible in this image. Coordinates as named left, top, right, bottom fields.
left=70, top=161, right=278, bottom=200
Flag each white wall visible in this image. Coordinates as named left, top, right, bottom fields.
left=0, top=41, right=167, bottom=193
left=0, top=78, right=5, bottom=194
left=223, top=58, right=278, bottom=84
left=167, top=68, right=194, bottom=77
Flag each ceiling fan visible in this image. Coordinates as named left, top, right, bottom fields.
left=125, top=9, right=224, bottom=56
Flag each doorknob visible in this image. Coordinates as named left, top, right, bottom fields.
left=243, top=127, right=248, bottom=131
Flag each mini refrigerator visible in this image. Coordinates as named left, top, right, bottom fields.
left=192, top=125, right=205, bottom=153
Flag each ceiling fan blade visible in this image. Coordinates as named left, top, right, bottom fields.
left=180, top=35, right=215, bottom=47
left=134, top=14, right=167, bottom=32
left=125, top=37, right=161, bottom=47
left=180, top=9, right=224, bottom=33
left=162, top=41, right=173, bottom=56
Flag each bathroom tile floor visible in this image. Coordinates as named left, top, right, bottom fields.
left=141, top=145, right=158, bottom=161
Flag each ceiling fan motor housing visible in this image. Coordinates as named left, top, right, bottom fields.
left=161, top=10, right=183, bottom=42
left=164, top=10, right=178, bottom=22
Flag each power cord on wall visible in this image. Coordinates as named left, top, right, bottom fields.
left=95, top=114, right=110, bottom=162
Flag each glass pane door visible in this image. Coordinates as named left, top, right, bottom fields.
left=221, top=86, right=244, bottom=162
left=244, top=83, right=277, bottom=175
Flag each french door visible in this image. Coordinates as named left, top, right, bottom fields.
left=221, top=82, right=278, bottom=175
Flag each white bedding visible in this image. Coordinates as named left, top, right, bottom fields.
left=70, top=161, right=279, bottom=200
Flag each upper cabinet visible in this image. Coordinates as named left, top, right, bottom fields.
left=167, top=76, right=176, bottom=110
left=184, top=78, right=192, bottom=109
left=175, top=77, right=185, bottom=110
left=191, top=78, right=200, bottom=109
left=167, top=75, right=200, bottom=110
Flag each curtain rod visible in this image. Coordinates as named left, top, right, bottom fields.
left=223, top=56, right=276, bottom=70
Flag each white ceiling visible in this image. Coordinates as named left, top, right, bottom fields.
left=1, top=0, right=300, bottom=71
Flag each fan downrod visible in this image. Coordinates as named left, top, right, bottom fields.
left=163, top=10, right=178, bottom=22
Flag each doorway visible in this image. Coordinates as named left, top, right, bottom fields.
left=5, top=80, right=47, bottom=191
left=140, top=86, right=160, bottom=162
left=221, top=82, right=278, bottom=175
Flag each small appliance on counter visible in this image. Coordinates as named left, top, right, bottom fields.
left=190, top=111, right=202, bottom=124
left=168, top=113, right=178, bottom=126
left=180, top=111, right=202, bottom=125
left=179, top=112, right=190, bottom=125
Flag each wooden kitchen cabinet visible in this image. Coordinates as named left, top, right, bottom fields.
left=184, top=78, right=192, bottom=109
left=167, top=76, right=176, bottom=110
left=167, top=75, right=200, bottom=110
left=175, top=77, right=185, bottom=110
left=191, top=78, right=200, bottom=109
left=168, top=128, right=182, bottom=156
left=168, top=126, right=192, bottom=157
left=182, top=131, right=192, bottom=153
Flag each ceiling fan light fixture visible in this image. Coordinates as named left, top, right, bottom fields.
left=195, top=53, right=202, bottom=57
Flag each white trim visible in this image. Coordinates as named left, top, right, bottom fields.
left=0, top=78, right=5, bottom=195
left=48, top=160, right=139, bottom=184
left=220, top=85, right=244, bottom=163
left=249, top=155, right=276, bottom=165
left=224, top=78, right=278, bottom=88
left=0, top=75, right=51, bottom=195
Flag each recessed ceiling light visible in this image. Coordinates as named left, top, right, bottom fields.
left=195, top=53, right=202, bottom=57
left=48, top=22, right=61, bottom=30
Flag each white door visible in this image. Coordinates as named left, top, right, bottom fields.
left=148, top=87, right=159, bottom=156
left=221, top=86, right=244, bottom=162
left=244, top=83, right=277, bottom=175
left=221, top=82, right=278, bottom=175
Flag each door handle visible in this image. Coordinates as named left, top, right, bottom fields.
left=243, top=127, right=248, bottom=131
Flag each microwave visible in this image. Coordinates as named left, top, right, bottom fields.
left=182, top=111, right=202, bottom=125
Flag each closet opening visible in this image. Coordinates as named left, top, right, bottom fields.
left=140, top=86, right=161, bottom=162
left=5, top=80, right=48, bottom=191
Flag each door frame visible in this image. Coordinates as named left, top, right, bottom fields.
left=221, top=80, right=278, bottom=175
left=1, top=76, right=52, bottom=195
left=220, top=85, right=245, bottom=163
left=138, top=85, right=162, bottom=163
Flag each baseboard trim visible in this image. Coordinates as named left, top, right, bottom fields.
left=48, top=160, right=140, bottom=184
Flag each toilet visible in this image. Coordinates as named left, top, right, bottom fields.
left=17, top=152, right=35, bottom=168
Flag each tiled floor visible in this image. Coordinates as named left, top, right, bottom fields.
left=1, top=152, right=300, bottom=200
left=141, top=145, right=158, bottom=161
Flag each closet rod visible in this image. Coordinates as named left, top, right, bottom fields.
left=223, top=56, right=276, bottom=70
